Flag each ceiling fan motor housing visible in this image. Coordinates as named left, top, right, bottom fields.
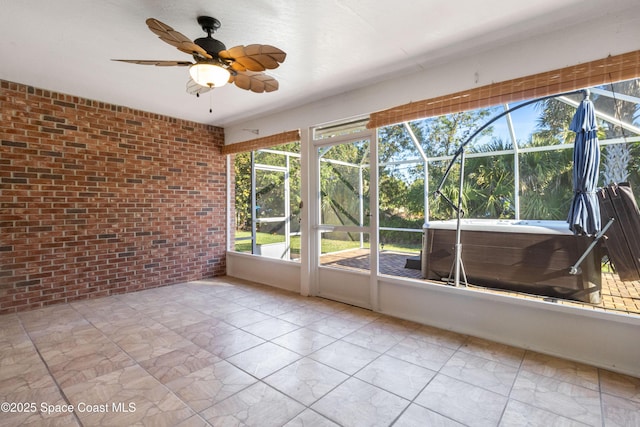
left=195, top=16, right=226, bottom=57
left=194, top=37, right=227, bottom=57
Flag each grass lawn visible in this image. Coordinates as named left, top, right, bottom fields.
left=233, top=231, right=420, bottom=255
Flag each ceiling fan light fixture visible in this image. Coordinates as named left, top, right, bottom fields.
left=189, top=63, right=230, bottom=88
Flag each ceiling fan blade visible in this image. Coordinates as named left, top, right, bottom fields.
left=219, top=44, right=286, bottom=72
left=186, top=78, right=213, bottom=95
left=247, top=44, right=287, bottom=64
left=146, top=18, right=212, bottom=59
left=112, top=59, right=193, bottom=66
left=231, top=71, right=279, bottom=93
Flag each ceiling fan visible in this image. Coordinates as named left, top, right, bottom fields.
left=113, top=16, right=286, bottom=95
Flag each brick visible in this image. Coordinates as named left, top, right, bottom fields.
left=2, top=140, right=28, bottom=148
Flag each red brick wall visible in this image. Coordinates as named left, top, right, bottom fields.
left=0, top=80, right=226, bottom=313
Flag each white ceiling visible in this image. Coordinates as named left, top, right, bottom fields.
left=1, top=0, right=638, bottom=127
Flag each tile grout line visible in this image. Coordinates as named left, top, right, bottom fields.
left=398, top=336, right=469, bottom=426
left=496, top=346, right=528, bottom=426
left=16, top=312, right=85, bottom=427
left=504, top=349, right=606, bottom=425
left=598, top=368, right=606, bottom=427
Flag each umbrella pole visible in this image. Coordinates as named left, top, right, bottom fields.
left=454, top=150, right=467, bottom=287
left=569, top=217, right=614, bottom=275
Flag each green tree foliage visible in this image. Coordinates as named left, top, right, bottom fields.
left=596, top=80, right=640, bottom=185
left=518, top=140, right=573, bottom=220
left=378, top=110, right=498, bottom=223
left=234, top=152, right=252, bottom=231
left=319, top=140, right=370, bottom=241
left=466, top=138, right=515, bottom=218
left=234, top=142, right=301, bottom=233
left=421, top=110, right=496, bottom=156
left=515, top=99, right=575, bottom=219
left=233, top=79, right=640, bottom=249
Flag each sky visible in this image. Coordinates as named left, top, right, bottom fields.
left=475, top=102, right=543, bottom=148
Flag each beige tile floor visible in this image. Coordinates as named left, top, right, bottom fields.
left=1, top=276, right=640, bottom=426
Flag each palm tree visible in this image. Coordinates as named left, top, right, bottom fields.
left=523, top=98, right=581, bottom=220
left=534, top=80, right=640, bottom=207
left=595, top=80, right=640, bottom=185
left=518, top=140, right=573, bottom=220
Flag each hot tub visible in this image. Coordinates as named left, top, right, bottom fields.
left=422, top=219, right=602, bottom=303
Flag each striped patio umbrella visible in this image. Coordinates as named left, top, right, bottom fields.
left=567, top=93, right=601, bottom=236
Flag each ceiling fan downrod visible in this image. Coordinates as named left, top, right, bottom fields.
left=194, top=16, right=226, bottom=58
left=197, top=16, right=220, bottom=36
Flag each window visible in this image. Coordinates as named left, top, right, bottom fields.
left=376, top=78, right=640, bottom=314
left=379, top=80, right=640, bottom=221
left=232, top=142, right=301, bottom=261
